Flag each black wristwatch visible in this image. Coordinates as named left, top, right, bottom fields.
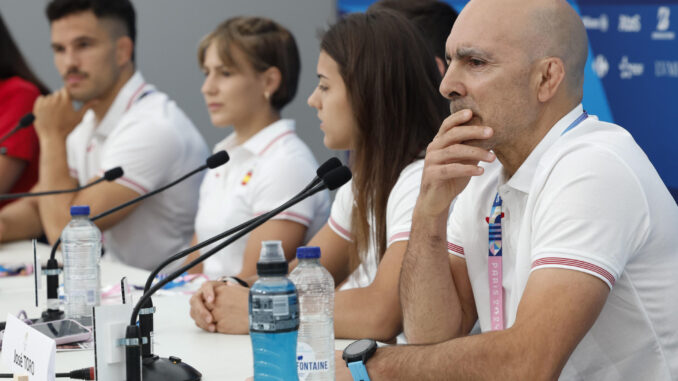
left=342, top=339, right=377, bottom=381
left=217, top=275, right=249, bottom=288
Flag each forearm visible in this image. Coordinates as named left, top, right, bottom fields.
left=0, top=156, right=27, bottom=193
left=334, top=285, right=402, bottom=342
left=367, top=329, right=548, bottom=381
left=0, top=197, right=43, bottom=242
left=36, top=137, right=78, bottom=243
left=399, top=206, right=463, bottom=343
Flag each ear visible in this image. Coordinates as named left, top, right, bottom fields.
left=535, top=57, right=566, bottom=103
left=115, top=36, right=134, bottom=66
left=261, top=66, right=282, bottom=101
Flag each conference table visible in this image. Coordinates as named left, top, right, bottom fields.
left=0, top=241, right=352, bottom=380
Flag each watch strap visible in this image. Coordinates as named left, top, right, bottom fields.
left=217, top=275, right=249, bottom=288
left=347, top=360, right=371, bottom=381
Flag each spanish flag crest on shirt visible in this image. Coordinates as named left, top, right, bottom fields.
left=241, top=170, right=253, bottom=186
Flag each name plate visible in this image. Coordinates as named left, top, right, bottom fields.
left=1, top=314, right=56, bottom=381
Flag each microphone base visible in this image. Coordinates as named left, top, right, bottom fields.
left=40, top=308, right=64, bottom=322
left=143, top=355, right=201, bottom=381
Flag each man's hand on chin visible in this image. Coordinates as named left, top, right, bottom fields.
left=33, top=88, right=96, bottom=142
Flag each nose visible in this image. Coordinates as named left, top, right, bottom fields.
left=307, top=87, right=320, bottom=110
left=62, top=47, right=80, bottom=73
left=201, top=73, right=216, bottom=96
left=439, top=62, right=467, bottom=101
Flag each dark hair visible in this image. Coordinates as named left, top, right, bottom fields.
left=46, top=0, right=136, bottom=62
left=0, top=12, right=50, bottom=94
left=369, top=0, right=458, bottom=61
left=198, top=17, right=301, bottom=111
left=321, top=10, right=448, bottom=266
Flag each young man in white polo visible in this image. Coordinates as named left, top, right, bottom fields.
left=336, top=0, right=678, bottom=380
left=0, top=0, right=209, bottom=270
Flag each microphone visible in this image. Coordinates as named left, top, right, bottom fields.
left=42, top=151, right=230, bottom=322
left=125, top=165, right=351, bottom=381
left=0, top=166, right=124, bottom=201
left=0, top=113, right=35, bottom=155
left=296, top=156, right=343, bottom=197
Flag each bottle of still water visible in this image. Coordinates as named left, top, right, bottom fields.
left=290, top=246, right=335, bottom=381
left=61, top=205, right=101, bottom=326
left=249, top=241, right=299, bottom=380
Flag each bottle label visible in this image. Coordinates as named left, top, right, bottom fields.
left=250, top=291, right=299, bottom=333
left=297, top=341, right=330, bottom=379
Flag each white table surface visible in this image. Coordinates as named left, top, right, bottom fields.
left=0, top=241, right=351, bottom=380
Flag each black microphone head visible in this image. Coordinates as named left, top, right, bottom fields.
left=19, top=113, right=35, bottom=128
left=316, top=157, right=342, bottom=178
left=103, top=167, right=124, bottom=181
left=206, top=150, right=229, bottom=169
left=321, top=166, right=352, bottom=190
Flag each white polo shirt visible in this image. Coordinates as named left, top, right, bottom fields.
left=447, top=105, right=678, bottom=380
left=329, top=159, right=424, bottom=289
left=195, top=119, right=330, bottom=279
left=66, top=71, right=209, bottom=270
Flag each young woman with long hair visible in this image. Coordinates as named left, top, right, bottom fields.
left=189, top=9, right=447, bottom=342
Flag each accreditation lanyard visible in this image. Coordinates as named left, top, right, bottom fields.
left=487, top=111, right=588, bottom=331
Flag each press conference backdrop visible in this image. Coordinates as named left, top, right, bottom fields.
left=340, top=0, right=678, bottom=202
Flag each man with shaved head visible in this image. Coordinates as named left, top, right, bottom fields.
left=337, top=0, right=678, bottom=379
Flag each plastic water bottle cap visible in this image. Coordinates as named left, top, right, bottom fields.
left=296, top=246, right=321, bottom=259
left=70, top=205, right=90, bottom=216
left=259, top=241, right=285, bottom=263
left=257, top=241, right=288, bottom=276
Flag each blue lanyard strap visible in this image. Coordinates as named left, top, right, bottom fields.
left=561, top=111, right=589, bottom=136
left=488, top=193, right=503, bottom=257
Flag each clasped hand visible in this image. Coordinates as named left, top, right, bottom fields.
left=189, top=280, right=249, bottom=334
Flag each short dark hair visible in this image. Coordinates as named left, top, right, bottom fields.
left=46, top=0, right=136, bottom=61
left=369, top=0, right=458, bottom=60
left=198, top=17, right=301, bottom=111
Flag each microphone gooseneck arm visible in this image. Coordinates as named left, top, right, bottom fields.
left=141, top=156, right=344, bottom=292
left=48, top=160, right=218, bottom=261
left=131, top=182, right=329, bottom=325
left=0, top=113, right=35, bottom=146
left=0, top=177, right=107, bottom=201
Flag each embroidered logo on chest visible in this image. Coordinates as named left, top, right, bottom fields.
left=241, top=170, right=253, bottom=186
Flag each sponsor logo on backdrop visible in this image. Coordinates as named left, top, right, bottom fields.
left=618, top=14, right=641, bottom=32
left=652, top=6, right=675, bottom=40
left=619, top=56, right=644, bottom=79
left=582, top=14, right=609, bottom=32
left=593, top=55, right=609, bottom=78
left=655, top=61, right=678, bottom=78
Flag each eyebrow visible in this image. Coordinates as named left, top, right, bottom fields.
left=317, top=73, right=328, bottom=80
left=51, top=35, right=97, bottom=48
left=454, top=47, right=494, bottom=61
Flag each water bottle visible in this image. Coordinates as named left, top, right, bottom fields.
left=290, top=246, right=335, bottom=381
left=249, top=241, right=299, bottom=380
left=61, top=205, right=101, bottom=326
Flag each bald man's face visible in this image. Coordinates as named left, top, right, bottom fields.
left=439, top=0, right=542, bottom=150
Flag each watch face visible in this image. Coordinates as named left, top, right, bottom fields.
left=346, top=339, right=375, bottom=356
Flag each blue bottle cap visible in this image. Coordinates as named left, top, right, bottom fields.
left=296, top=246, right=321, bottom=259
left=70, top=205, right=90, bottom=216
